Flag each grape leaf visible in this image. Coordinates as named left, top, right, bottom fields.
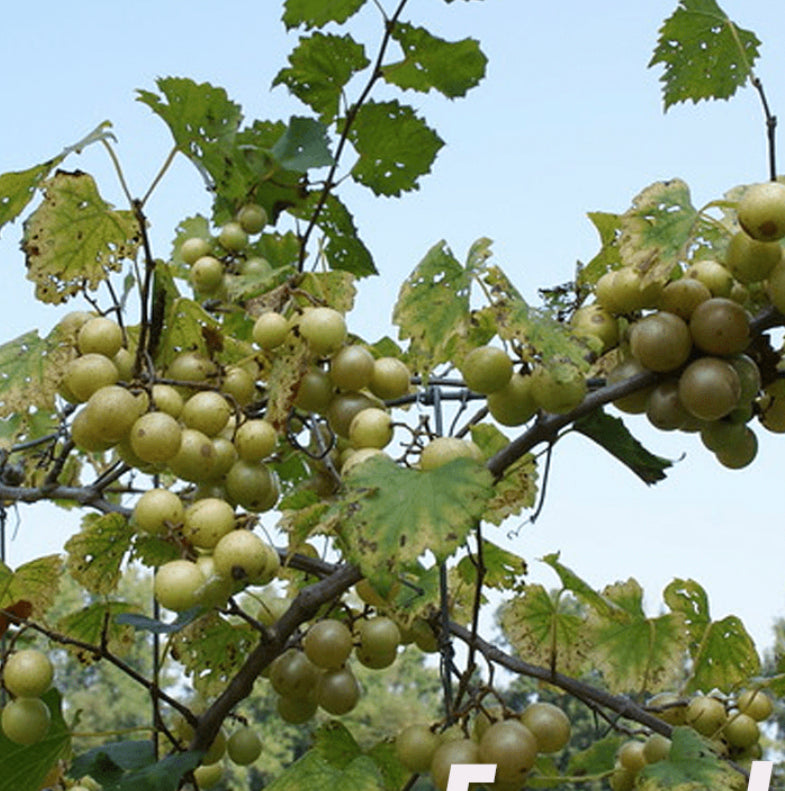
left=271, top=116, right=334, bottom=172
left=0, top=555, right=62, bottom=619
left=500, top=585, right=589, bottom=677
left=483, top=265, right=589, bottom=368
left=578, top=211, right=623, bottom=286
left=618, top=179, right=725, bottom=285
left=456, top=539, right=527, bottom=592
left=282, top=0, right=367, bottom=30
left=345, top=100, right=444, bottom=197
left=265, top=721, right=388, bottom=791
left=663, top=578, right=761, bottom=692
left=0, top=690, right=71, bottom=791
left=297, top=270, right=357, bottom=313
left=383, top=23, right=487, bottom=98
left=22, top=170, right=140, bottom=304
left=273, top=32, right=369, bottom=122
left=0, top=326, right=76, bottom=419
left=565, top=732, right=625, bottom=777
left=0, top=120, right=115, bottom=238
left=0, top=405, right=60, bottom=452
left=541, top=553, right=622, bottom=619
left=586, top=579, right=688, bottom=694
left=392, top=240, right=471, bottom=375
left=573, top=409, right=673, bottom=485
left=170, top=611, right=257, bottom=697
left=65, top=512, right=134, bottom=595
left=335, top=455, right=492, bottom=582
left=57, top=602, right=138, bottom=664
left=130, top=533, right=182, bottom=568
left=637, top=727, right=743, bottom=791
left=304, top=193, right=377, bottom=276
left=649, top=0, right=761, bottom=110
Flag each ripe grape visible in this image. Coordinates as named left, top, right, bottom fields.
left=303, top=619, right=354, bottom=670
left=629, top=311, right=692, bottom=372
left=183, top=498, right=236, bottom=550
left=129, top=411, right=182, bottom=463
left=2, top=649, right=54, bottom=698
left=737, top=181, right=785, bottom=241
left=519, top=701, right=570, bottom=753
left=212, top=529, right=279, bottom=584
left=460, top=345, right=513, bottom=394
left=154, top=560, right=205, bottom=612
left=253, top=312, right=289, bottom=350
left=132, top=488, right=184, bottom=534
left=395, top=724, right=440, bottom=773
left=315, top=666, right=361, bottom=715
left=77, top=316, right=124, bottom=358
left=298, top=307, right=347, bottom=356
left=227, top=726, right=263, bottom=765
left=1, top=697, right=51, bottom=746
left=368, top=357, right=410, bottom=399
left=330, top=345, right=375, bottom=391
left=237, top=203, right=268, bottom=234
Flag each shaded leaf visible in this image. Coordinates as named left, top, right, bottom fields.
left=637, top=727, right=743, bottom=791
left=22, top=170, right=140, bottom=304
left=565, top=732, right=625, bottom=777
left=0, top=689, right=71, bottom=791
left=271, top=116, right=334, bottom=172
left=273, top=32, right=369, bottom=122
left=115, top=607, right=204, bottom=636
left=345, top=100, right=444, bottom=196
left=573, top=409, right=672, bottom=485
left=500, top=585, right=589, bottom=677
left=130, top=533, right=182, bottom=568
left=335, top=455, right=492, bottom=585
left=0, top=326, right=76, bottom=418
left=282, top=0, right=367, bottom=30
left=578, top=211, right=623, bottom=286
left=383, top=23, right=487, bottom=98
left=0, top=554, right=62, bottom=620
left=57, top=601, right=138, bottom=663
left=65, top=512, right=134, bottom=595
left=649, top=0, right=760, bottom=110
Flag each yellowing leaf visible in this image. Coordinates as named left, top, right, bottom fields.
left=65, top=513, right=134, bottom=595
left=500, top=585, right=589, bottom=677
left=335, top=455, right=492, bottom=584
left=0, top=555, right=63, bottom=619
left=22, top=170, right=140, bottom=304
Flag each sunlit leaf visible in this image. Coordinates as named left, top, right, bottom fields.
left=22, top=170, right=140, bottom=304
left=456, top=539, right=527, bottom=592
left=273, top=32, right=369, bottom=122
left=282, top=0, right=368, bottom=30
left=649, top=0, right=760, bottom=110
left=578, top=211, right=623, bottom=286
left=345, top=100, right=444, bottom=196
left=383, top=23, right=487, bottom=98
left=0, top=554, right=62, bottom=619
left=65, top=512, right=134, bottom=595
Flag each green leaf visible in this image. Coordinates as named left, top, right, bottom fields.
left=577, top=211, right=623, bottom=286
left=618, top=179, right=725, bottom=285
left=271, top=116, right=334, bottom=172
left=573, top=409, right=673, bottom=485
left=57, top=602, right=138, bottom=663
left=282, top=0, right=367, bottom=29
left=70, top=741, right=201, bottom=791
left=649, top=0, right=761, bottom=110
left=637, top=727, right=742, bottom=791
left=664, top=578, right=761, bottom=692
left=306, top=193, right=377, bottom=276
left=22, top=170, right=140, bottom=304
left=392, top=241, right=472, bottom=375
left=499, top=585, right=589, bottom=677
left=457, top=539, right=527, bottom=592
left=171, top=611, right=257, bottom=697
left=542, top=552, right=618, bottom=618
left=0, top=121, right=115, bottom=238
left=0, top=689, right=71, bottom=791
left=265, top=722, right=388, bottom=791
left=345, top=100, right=444, bottom=196
left=65, top=512, right=134, bottom=595
left=273, top=32, right=369, bottom=122
left=565, top=732, right=625, bottom=777
left=335, top=455, right=493, bottom=586
left=586, top=579, right=688, bottom=694
left=0, top=554, right=62, bottom=619
left=0, top=326, right=76, bottom=418
left=383, top=23, right=487, bottom=98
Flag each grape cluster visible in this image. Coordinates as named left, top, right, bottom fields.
left=396, top=700, right=571, bottom=791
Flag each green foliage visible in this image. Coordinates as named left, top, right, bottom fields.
left=271, top=116, right=335, bottom=173
left=57, top=601, right=138, bottom=662
left=282, top=0, right=368, bottom=30
left=65, top=513, right=134, bottom=595
left=573, top=409, right=673, bottom=485
left=0, top=690, right=70, bottom=791
left=22, top=170, right=140, bottom=304
left=650, top=0, right=761, bottom=110
left=383, top=23, right=487, bottom=98
left=0, top=554, right=62, bottom=619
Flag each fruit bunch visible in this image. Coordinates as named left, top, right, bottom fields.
left=395, top=700, right=571, bottom=791
left=1, top=649, right=55, bottom=746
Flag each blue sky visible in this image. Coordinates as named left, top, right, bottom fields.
left=3, top=0, right=785, bottom=652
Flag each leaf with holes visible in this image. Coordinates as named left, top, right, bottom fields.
left=0, top=327, right=75, bottom=419
left=65, top=513, right=134, bottom=595
left=22, top=170, right=140, bottom=304
left=271, top=117, right=334, bottom=173
left=282, top=0, right=367, bottom=30
left=649, top=0, right=760, bottom=110
left=0, top=555, right=62, bottom=621
left=383, top=23, right=487, bottom=98
left=345, top=100, right=444, bottom=197
left=273, top=32, right=369, bottom=123
left=335, top=455, right=492, bottom=584
left=500, top=585, right=589, bottom=677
